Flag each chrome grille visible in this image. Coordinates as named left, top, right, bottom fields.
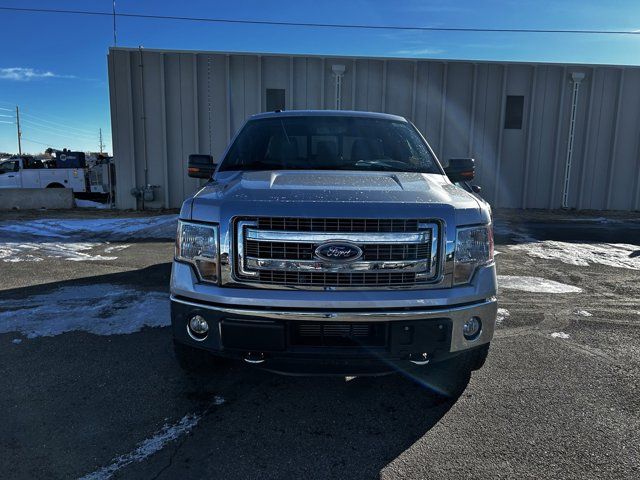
left=245, top=240, right=430, bottom=261
left=235, top=217, right=439, bottom=289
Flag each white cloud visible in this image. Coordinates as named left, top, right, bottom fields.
left=0, top=67, right=74, bottom=81
left=393, top=48, right=445, bottom=56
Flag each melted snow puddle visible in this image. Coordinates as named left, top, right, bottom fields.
left=498, top=275, right=582, bottom=293
left=496, top=308, right=510, bottom=326
left=0, top=284, right=169, bottom=338
left=79, top=399, right=224, bottom=480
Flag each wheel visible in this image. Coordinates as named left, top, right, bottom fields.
left=407, top=344, right=491, bottom=400
left=173, top=340, right=217, bottom=374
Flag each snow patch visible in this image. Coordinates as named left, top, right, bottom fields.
left=510, top=240, right=640, bottom=270
left=0, top=243, right=117, bottom=262
left=574, top=309, right=593, bottom=317
left=75, top=199, right=110, bottom=209
left=551, top=332, right=570, bottom=339
left=497, top=223, right=640, bottom=270
left=0, top=285, right=169, bottom=338
left=104, top=244, right=131, bottom=254
left=498, top=275, right=582, bottom=293
left=11, top=338, right=22, bottom=344
left=496, top=308, right=510, bottom=326
left=0, top=215, right=177, bottom=241
left=78, top=404, right=220, bottom=480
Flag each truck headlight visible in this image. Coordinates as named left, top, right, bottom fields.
left=453, top=224, right=494, bottom=285
left=175, top=220, right=219, bottom=284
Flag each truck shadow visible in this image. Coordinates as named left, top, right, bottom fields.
left=169, top=364, right=464, bottom=479
left=0, top=264, right=466, bottom=479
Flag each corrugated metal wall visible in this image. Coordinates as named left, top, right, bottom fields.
left=108, top=48, right=640, bottom=211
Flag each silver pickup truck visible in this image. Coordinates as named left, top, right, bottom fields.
left=171, top=110, right=496, bottom=395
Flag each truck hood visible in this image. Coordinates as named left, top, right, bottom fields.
left=190, top=170, right=489, bottom=225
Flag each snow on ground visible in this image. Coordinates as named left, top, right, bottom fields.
left=0, top=284, right=169, bottom=339
left=574, top=309, right=593, bottom=317
left=495, top=222, right=640, bottom=271
left=0, top=215, right=177, bottom=241
left=0, top=215, right=175, bottom=261
left=551, top=332, right=571, bottom=339
left=498, top=275, right=582, bottom=294
left=78, top=402, right=223, bottom=480
left=496, top=308, right=510, bottom=326
left=74, top=199, right=110, bottom=209
left=509, top=240, right=640, bottom=270
left=0, top=242, right=120, bottom=262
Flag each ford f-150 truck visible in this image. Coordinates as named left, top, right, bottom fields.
left=171, top=110, right=496, bottom=395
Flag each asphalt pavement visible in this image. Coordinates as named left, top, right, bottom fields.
left=0, top=209, right=638, bottom=479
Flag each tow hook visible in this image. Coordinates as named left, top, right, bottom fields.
left=244, top=352, right=266, bottom=364
left=409, top=352, right=430, bottom=366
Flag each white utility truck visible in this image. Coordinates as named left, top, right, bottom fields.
left=0, top=154, right=111, bottom=194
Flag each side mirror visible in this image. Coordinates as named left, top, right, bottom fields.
left=188, top=154, right=216, bottom=179
left=445, top=158, right=475, bottom=183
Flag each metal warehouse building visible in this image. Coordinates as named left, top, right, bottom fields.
left=108, top=47, right=640, bottom=211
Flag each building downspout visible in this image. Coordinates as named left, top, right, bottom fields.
left=561, top=72, right=585, bottom=209
left=138, top=46, right=149, bottom=209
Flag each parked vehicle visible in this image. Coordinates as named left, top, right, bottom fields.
left=0, top=153, right=113, bottom=195
left=0, top=155, right=87, bottom=191
left=171, top=110, right=496, bottom=395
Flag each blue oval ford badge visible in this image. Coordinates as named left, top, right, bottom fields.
left=315, top=242, right=363, bottom=262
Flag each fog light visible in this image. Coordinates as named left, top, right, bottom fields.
left=187, top=314, right=209, bottom=341
left=463, top=317, right=482, bottom=340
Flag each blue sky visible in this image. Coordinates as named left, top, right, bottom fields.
left=1, top=0, right=639, bottom=154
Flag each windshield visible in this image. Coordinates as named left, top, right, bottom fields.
left=219, top=116, right=442, bottom=174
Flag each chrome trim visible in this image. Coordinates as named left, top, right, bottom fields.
left=245, top=228, right=431, bottom=244
left=245, top=257, right=431, bottom=272
left=170, top=295, right=497, bottom=352
left=236, top=220, right=258, bottom=277
left=186, top=323, right=208, bottom=342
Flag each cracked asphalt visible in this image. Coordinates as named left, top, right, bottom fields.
left=0, top=209, right=639, bottom=479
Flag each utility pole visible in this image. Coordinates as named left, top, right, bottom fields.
left=15, top=106, right=22, bottom=155
left=99, top=128, right=105, bottom=154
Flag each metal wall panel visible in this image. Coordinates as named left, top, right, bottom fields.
left=108, top=48, right=640, bottom=211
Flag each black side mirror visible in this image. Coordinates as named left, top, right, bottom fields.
left=445, top=158, right=475, bottom=183
left=188, top=154, right=216, bottom=179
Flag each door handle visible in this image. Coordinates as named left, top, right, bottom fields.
left=7, top=175, right=15, bottom=178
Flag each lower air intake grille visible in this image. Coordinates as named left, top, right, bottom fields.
left=290, top=322, right=387, bottom=347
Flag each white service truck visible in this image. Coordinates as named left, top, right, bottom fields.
left=0, top=156, right=93, bottom=192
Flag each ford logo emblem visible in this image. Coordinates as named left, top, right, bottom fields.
left=315, top=241, right=363, bottom=262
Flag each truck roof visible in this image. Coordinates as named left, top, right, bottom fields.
left=249, top=109, right=408, bottom=122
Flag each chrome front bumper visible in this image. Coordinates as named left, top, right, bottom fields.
left=171, top=294, right=497, bottom=353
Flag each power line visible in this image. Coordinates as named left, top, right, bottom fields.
left=0, top=5, right=639, bottom=36
left=19, top=112, right=97, bottom=136
left=21, top=118, right=97, bottom=140
left=21, top=137, right=60, bottom=148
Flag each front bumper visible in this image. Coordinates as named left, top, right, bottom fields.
left=171, top=295, right=497, bottom=374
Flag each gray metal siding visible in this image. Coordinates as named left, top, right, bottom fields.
left=108, top=48, right=640, bottom=211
